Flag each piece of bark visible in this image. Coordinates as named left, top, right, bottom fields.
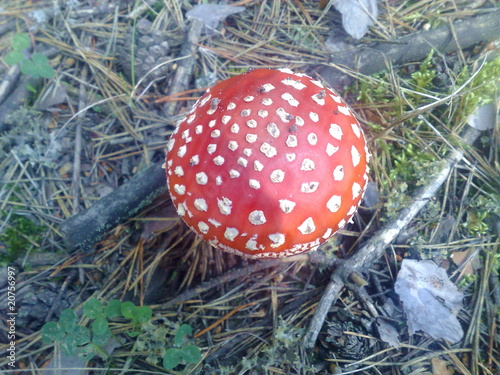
left=316, top=9, right=500, bottom=90
left=60, top=162, right=167, bottom=250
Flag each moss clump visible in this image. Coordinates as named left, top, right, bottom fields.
left=0, top=210, right=45, bottom=263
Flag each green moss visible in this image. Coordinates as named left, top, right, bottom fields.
left=410, top=50, right=437, bottom=95
left=0, top=211, right=45, bottom=263
left=455, top=55, right=500, bottom=120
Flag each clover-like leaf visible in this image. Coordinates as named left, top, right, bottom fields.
left=78, top=344, right=97, bottom=361
left=4, top=50, right=24, bottom=65
left=71, top=326, right=91, bottom=346
left=180, top=344, right=202, bottom=364
left=92, top=331, right=111, bottom=346
left=11, top=33, right=31, bottom=51
left=163, top=348, right=181, bottom=370
left=174, top=324, right=193, bottom=346
left=41, top=322, right=65, bottom=344
left=121, top=301, right=137, bottom=319
left=104, top=299, right=122, bottom=319
left=135, top=305, right=153, bottom=323
left=61, top=334, right=78, bottom=356
left=31, top=53, right=55, bottom=78
left=83, top=298, right=104, bottom=319
left=20, top=59, right=40, bottom=78
left=59, top=309, right=78, bottom=334
left=91, top=316, right=109, bottom=336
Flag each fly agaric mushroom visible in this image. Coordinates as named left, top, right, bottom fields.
left=165, top=68, right=369, bottom=259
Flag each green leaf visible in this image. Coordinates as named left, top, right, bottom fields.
left=121, top=301, right=137, bottom=319
left=163, top=348, right=181, bottom=370
left=4, top=50, right=24, bottom=65
left=59, top=309, right=78, bottom=333
left=104, top=299, right=122, bottom=319
left=61, top=335, right=78, bottom=356
left=11, top=33, right=31, bottom=51
left=20, top=59, right=40, bottom=79
left=92, top=330, right=111, bottom=346
left=37, top=62, right=55, bottom=78
left=83, top=298, right=104, bottom=319
left=26, top=84, right=37, bottom=94
left=135, top=305, right=152, bottom=323
left=175, top=324, right=193, bottom=346
left=78, top=344, right=97, bottom=361
left=41, top=322, right=65, bottom=344
left=126, top=329, right=140, bottom=337
left=31, top=53, right=49, bottom=65
left=180, top=344, right=202, bottom=364
left=72, top=326, right=90, bottom=346
left=31, top=53, right=55, bottom=78
left=91, top=316, right=109, bottom=336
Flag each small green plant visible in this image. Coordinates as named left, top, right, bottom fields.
left=162, top=324, right=202, bottom=370
left=0, top=209, right=45, bottom=264
left=411, top=49, right=436, bottom=93
left=42, top=308, right=96, bottom=359
left=4, top=32, right=55, bottom=79
left=119, top=300, right=154, bottom=336
left=455, top=55, right=500, bottom=120
left=239, top=319, right=319, bottom=374
left=41, top=298, right=202, bottom=370
left=41, top=298, right=152, bottom=360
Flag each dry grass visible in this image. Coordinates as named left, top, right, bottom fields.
left=0, top=0, right=498, bottom=374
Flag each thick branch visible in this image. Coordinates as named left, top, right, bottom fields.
left=317, top=10, right=500, bottom=89
left=60, top=162, right=167, bottom=250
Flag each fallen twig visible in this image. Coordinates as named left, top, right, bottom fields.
left=317, top=10, right=500, bottom=90
left=163, top=17, right=204, bottom=116
left=302, top=125, right=482, bottom=350
left=60, top=162, right=167, bottom=250
left=159, top=250, right=341, bottom=309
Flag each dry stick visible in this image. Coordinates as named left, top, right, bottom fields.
left=0, top=65, right=20, bottom=104
left=317, top=9, right=500, bottom=90
left=60, top=162, right=167, bottom=250
left=302, top=125, right=482, bottom=350
left=71, top=66, right=87, bottom=215
left=163, top=17, right=204, bottom=116
left=159, top=251, right=341, bottom=309
left=159, top=259, right=282, bottom=309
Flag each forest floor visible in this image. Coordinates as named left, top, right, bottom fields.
left=0, top=1, right=498, bottom=374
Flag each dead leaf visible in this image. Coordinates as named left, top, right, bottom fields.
left=394, top=259, right=464, bottom=343
left=431, top=357, right=455, bottom=375
left=186, top=4, right=245, bottom=34
left=332, top=0, right=378, bottom=39
left=451, top=248, right=480, bottom=279
left=376, top=317, right=400, bottom=348
left=468, top=101, right=496, bottom=131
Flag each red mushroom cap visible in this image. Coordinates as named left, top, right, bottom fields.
left=166, top=68, right=369, bottom=259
